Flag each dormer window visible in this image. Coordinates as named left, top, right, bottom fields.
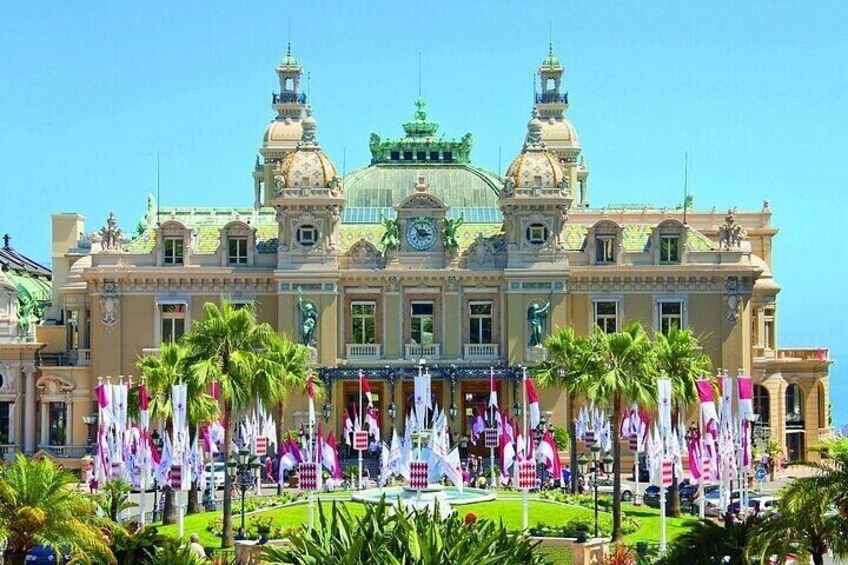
left=659, top=234, right=680, bottom=264
left=391, top=151, right=400, bottom=161
left=164, top=237, right=184, bottom=265
left=228, top=236, right=248, bottom=265
left=595, top=235, right=616, bottom=264
left=417, top=151, right=426, bottom=161
left=430, top=152, right=439, bottom=161
left=532, top=175, right=543, bottom=188
left=403, top=151, right=413, bottom=161
left=443, top=152, right=453, bottom=163
left=526, top=223, right=549, bottom=246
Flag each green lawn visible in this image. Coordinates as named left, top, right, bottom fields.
left=157, top=496, right=696, bottom=551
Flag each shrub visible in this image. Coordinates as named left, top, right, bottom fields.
left=262, top=499, right=551, bottom=564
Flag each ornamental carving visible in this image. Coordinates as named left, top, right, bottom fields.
left=719, top=210, right=747, bottom=250
left=100, top=280, right=120, bottom=327
left=99, top=212, right=124, bottom=251
left=725, top=276, right=743, bottom=324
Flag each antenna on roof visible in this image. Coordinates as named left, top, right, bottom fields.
left=418, top=51, right=422, bottom=98
left=343, top=147, right=347, bottom=179
left=498, top=146, right=502, bottom=177
left=307, top=71, right=311, bottom=103
left=156, top=151, right=161, bottom=226
left=683, top=151, right=689, bottom=225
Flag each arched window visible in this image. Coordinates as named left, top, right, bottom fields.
left=785, top=384, right=804, bottom=423
left=753, top=385, right=770, bottom=424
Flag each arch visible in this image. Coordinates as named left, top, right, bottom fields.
left=591, top=219, right=622, bottom=231
left=656, top=218, right=685, bottom=230
left=753, top=384, right=770, bottom=424
left=817, top=381, right=827, bottom=429
left=158, top=219, right=188, bottom=232
left=348, top=239, right=380, bottom=266
left=785, top=383, right=804, bottom=423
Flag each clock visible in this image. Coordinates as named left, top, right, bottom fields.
left=405, top=218, right=437, bottom=251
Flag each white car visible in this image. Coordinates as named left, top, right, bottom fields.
left=203, top=462, right=227, bottom=489
left=748, top=496, right=777, bottom=516
left=593, top=478, right=636, bottom=502
left=698, top=489, right=741, bottom=516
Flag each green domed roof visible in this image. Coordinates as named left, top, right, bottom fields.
left=541, top=42, right=561, bottom=68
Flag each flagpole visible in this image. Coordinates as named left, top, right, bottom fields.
left=308, top=373, right=315, bottom=529
left=176, top=378, right=186, bottom=540
left=138, top=376, right=147, bottom=528
left=490, top=367, right=496, bottom=490
left=522, top=366, right=529, bottom=531
left=658, top=379, right=669, bottom=553
left=699, top=403, right=706, bottom=519
left=358, top=370, right=364, bottom=491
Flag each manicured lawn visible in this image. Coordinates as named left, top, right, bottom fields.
left=157, top=496, right=696, bottom=551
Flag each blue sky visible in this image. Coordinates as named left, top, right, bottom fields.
left=1, top=1, right=846, bottom=359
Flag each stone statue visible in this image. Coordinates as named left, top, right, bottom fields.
left=328, top=175, right=342, bottom=195
left=379, top=213, right=401, bottom=252
left=297, top=286, right=319, bottom=347
left=502, top=177, right=516, bottom=198
left=16, top=289, right=36, bottom=339
left=99, top=212, right=124, bottom=251
left=442, top=213, right=465, bottom=254
left=527, top=300, right=551, bottom=347
left=719, top=209, right=747, bottom=250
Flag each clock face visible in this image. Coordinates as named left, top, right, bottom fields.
left=405, top=218, right=437, bottom=251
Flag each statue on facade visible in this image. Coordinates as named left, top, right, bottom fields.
left=16, top=289, right=36, bottom=340
left=99, top=212, right=124, bottom=251
left=719, top=209, right=747, bottom=250
left=379, top=213, right=401, bottom=252
left=442, top=213, right=465, bottom=254
left=527, top=300, right=551, bottom=347
left=297, top=286, right=319, bottom=347
left=501, top=177, right=516, bottom=198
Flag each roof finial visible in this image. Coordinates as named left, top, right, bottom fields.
left=418, top=51, right=422, bottom=98
left=2, top=234, right=10, bottom=250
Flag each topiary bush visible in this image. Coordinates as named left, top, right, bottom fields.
left=262, top=498, right=551, bottom=564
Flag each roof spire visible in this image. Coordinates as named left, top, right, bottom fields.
left=2, top=234, right=10, bottom=250
left=418, top=51, right=422, bottom=98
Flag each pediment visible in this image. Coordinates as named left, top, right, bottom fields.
left=394, top=192, right=448, bottom=213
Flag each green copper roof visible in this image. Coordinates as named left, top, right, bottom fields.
left=342, top=164, right=501, bottom=210
left=541, top=42, right=561, bottom=68
left=339, top=223, right=502, bottom=252
left=369, top=99, right=473, bottom=164
left=279, top=42, right=298, bottom=67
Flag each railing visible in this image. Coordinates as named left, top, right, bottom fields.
left=405, top=343, right=441, bottom=359
left=141, top=347, right=162, bottom=356
left=0, top=444, right=18, bottom=458
left=777, top=348, right=829, bottom=362
left=272, top=92, right=307, bottom=104
left=39, top=445, right=88, bottom=458
left=819, top=428, right=833, bottom=440
left=345, top=343, right=382, bottom=360
left=535, top=92, right=568, bottom=104
left=39, top=349, right=90, bottom=367
left=464, top=343, right=499, bottom=360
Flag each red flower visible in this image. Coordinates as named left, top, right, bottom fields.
left=464, top=513, right=477, bottom=526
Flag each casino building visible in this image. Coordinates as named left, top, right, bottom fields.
left=2, top=44, right=831, bottom=468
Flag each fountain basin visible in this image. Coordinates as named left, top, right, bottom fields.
left=351, top=485, right=495, bottom=518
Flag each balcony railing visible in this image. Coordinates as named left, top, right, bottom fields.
left=464, top=343, right=499, bottom=360
left=777, top=348, right=829, bottom=362
left=0, top=444, right=18, bottom=459
left=272, top=92, right=307, bottom=104
left=819, top=427, right=833, bottom=440
left=39, top=445, right=88, bottom=459
left=39, top=349, right=90, bottom=367
left=405, top=343, right=441, bottom=360
left=346, top=343, right=382, bottom=360
left=535, top=92, right=569, bottom=104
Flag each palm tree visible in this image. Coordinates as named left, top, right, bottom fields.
left=535, top=327, right=590, bottom=493
left=137, top=342, right=219, bottom=518
left=654, top=326, right=711, bottom=517
left=584, top=322, right=656, bottom=542
left=658, top=514, right=759, bottom=565
left=183, top=301, right=289, bottom=548
left=0, top=455, right=115, bottom=565
left=748, top=473, right=848, bottom=565
left=254, top=333, right=311, bottom=494
left=94, top=478, right=137, bottom=523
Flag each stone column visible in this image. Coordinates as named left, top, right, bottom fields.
left=65, top=396, right=74, bottom=446
left=41, top=402, right=49, bottom=447
left=23, top=365, right=36, bottom=453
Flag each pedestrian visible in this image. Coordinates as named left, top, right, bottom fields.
left=188, top=533, right=207, bottom=560
left=561, top=465, right=571, bottom=491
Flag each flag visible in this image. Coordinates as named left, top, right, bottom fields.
left=499, top=424, right=515, bottom=478
left=444, top=447, right=463, bottom=492
left=388, top=428, right=402, bottom=475
left=366, top=406, right=381, bottom=442
left=657, top=378, right=672, bottom=435
left=488, top=368, right=498, bottom=408
left=538, top=429, right=561, bottom=478
left=306, top=375, right=316, bottom=426
left=360, top=373, right=373, bottom=406
left=471, top=406, right=486, bottom=444
left=343, top=406, right=354, bottom=443
left=323, top=431, right=342, bottom=479
left=379, top=441, right=391, bottom=487
left=399, top=415, right=412, bottom=480
left=278, top=441, right=296, bottom=481
left=526, top=378, right=541, bottom=429
left=687, top=428, right=702, bottom=480
left=414, top=367, right=432, bottom=431
left=287, top=432, right=302, bottom=463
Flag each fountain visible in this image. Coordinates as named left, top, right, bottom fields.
left=351, top=484, right=495, bottom=518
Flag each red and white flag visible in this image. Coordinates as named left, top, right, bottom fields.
left=366, top=406, right=381, bottom=442
left=306, top=374, right=316, bottom=426
left=360, top=373, right=373, bottom=407
left=343, top=406, right=354, bottom=443
left=323, top=430, right=342, bottom=479
left=488, top=368, right=498, bottom=409
left=526, top=378, right=541, bottom=429
left=538, top=429, right=561, bottom=478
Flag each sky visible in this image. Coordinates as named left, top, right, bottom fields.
left=0, top=1, right=846, bottom=364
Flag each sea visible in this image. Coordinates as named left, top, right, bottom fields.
left=828, top=354, right=847, bottom=432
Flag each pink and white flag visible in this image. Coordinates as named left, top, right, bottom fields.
left=538, top=429, right=561, bottom=478
left=526, top=378, right=541, bottom=429
left=322, top=430, right=342, bottom=479
left=488, top=368, right=498, bottom=409
left=366, top=406, right=381, bottom=442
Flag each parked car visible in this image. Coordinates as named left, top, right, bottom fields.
left=643, top=481, right=713, bottom=508
left=203, top=462, right=227, bottom=489
left=729, top=496, right=777, bottom=516
left=697, top=489, right=741, bottom=516
left=593, top=478, right=635, bottom=502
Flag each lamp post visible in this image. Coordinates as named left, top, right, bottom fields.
left=448, top=366, right=458, bottom=422
left=590, top=443, right=602, bottom=538
left=151, top=432, right=163, bottom=523
left=386, top=367, right=398, bottom=424
left=321, top=371, right=333, bottom=424
left=227, top=447, right=260, bottom=532
left=82, top=414, right=97, bottom=455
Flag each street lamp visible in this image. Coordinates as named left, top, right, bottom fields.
left=226, top=447, right=260, bottom=531
left=385, top=367, right=398, bottom=423
left=322, top=402, right=332, bottom=423
left=449, top=402, right=458, bottom=421
left=590, top=443, right=602, bottom=538
left=447, top=367, right=458, bottom=422
left=82, top=414, right=97, bottom=455
left=151, top=431, right=163, bottom=523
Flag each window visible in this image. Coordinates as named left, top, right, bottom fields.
left=228, top=236, right=248, bottom=265
left=403, top=151, right=413, bottom=161
left=658, top=301, right=683, bottom=335
left=410, top=302, right=434, bottom=345
left=443, top=152, right=453, bottom=163
left=0, top=401, right=10, bottom=444
left=351, top=302, right=376, bottom=344
left=594, top=301, right=618, bottom=334
left=430, top=151, right=439, bottom=161
left=161, top=303, right=187, bottom=343
left=469, top=302, right=493, bottom=344
left=164, top=237, right=184, bottom=265
left=416, top=151, right=426, bottom=161
left=660, top=234, right=680, bottom=263
left=764, top=307, right=775, bottom=350
left=525, top=223, right=549, bottom=246
left=595, top=235, right=616, bottom=263
left=48, top=402, right=66, bottom=446
left=390, top=151, right=400, bottom=161
left=296, top=225, right=319, bottom=247
left=785, top=384, right=803, bottom=423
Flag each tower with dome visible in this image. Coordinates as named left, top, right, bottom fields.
left=16, top=42, right=829, bottom=470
